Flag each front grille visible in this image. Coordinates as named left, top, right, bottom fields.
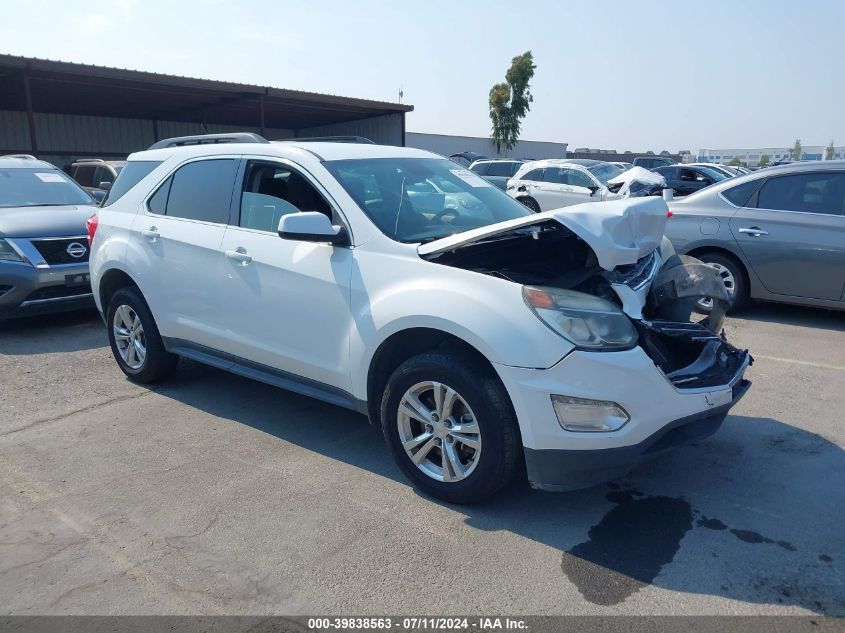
left=30, top=238, right=89, bottom=265
left=23, top=285, right=92, bottom=303
left=609, top=251, right=658, bottom=290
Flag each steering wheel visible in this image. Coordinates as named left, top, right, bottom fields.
left=433, top=208, right=459, bottom=222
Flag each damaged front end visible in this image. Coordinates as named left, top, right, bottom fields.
left=420, top=197, right=751, bottom=400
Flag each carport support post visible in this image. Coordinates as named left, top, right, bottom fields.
left=259, top=94, right=266, bottom=137
left=22, top=70, right=37, bottom=154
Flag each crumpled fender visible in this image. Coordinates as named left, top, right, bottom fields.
left=650, top=254, right=729, bottom=332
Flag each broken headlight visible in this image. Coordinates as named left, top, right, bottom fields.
left=523, top=286, right=638, bottom=350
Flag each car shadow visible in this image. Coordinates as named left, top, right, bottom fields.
left=733, top=302, right=845, bottom=332
left=0, top=308, right=104, bottom=355
left=152, top=359, right=845, bottom=615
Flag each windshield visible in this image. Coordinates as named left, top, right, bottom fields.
left=324, top=157, right=533, bottom=243
left=0, top=168, right=94, bottom=208
left=587, top=163, right=625, bottom=185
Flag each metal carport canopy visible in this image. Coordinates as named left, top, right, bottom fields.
left=0, top=53, right=412, bottom=134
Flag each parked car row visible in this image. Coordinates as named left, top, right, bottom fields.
left=2, top=136, right=843, bottom=505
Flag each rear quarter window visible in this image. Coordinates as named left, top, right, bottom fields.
left=721, top=179, right=763, bottom=207
left=102, top=161, right=161, bottom=207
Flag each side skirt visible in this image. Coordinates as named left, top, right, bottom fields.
left=162, top=337, right=368, bottom=415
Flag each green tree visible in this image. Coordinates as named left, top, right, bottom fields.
left=791, top=138, right=802, bottom=161
left=728, top=157, right=742, bottom=166
left=758, top=154, right=770, bottom=167
left=825, top=140, right=835, bottom=160
left=489, top=51, right=537, bottom=154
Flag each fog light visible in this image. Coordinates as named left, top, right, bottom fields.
left=551, top=395, right=630, bottom=432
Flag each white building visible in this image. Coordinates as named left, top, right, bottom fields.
left=697, top=145, right=845, bottom=166
left=406, top=132, right=567, bottom=160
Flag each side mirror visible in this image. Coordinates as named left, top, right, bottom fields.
left=98, top=181, right=113, bottom=191
left=278, top=211, right=347, bottom=245
left=588, top=185, right=601, bottom=196
left=90, top=190, right=106, bottom=203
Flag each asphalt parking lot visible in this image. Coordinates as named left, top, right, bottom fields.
left=1, top=305, right=843, bottom=616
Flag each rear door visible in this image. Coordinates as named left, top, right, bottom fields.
left=131, top=157, right=238, bottom=347
left=729, top=170, right=845, bottom=300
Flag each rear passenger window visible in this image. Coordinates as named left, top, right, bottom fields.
left=722, top=179, right=762, bottom=207
left=148, top=176, right=171, bottom=214
left=757, top=173, right=845, bottom=215
left=239, top=161, right=332, bottom=232
left=152, top=159, right=237, bottom=223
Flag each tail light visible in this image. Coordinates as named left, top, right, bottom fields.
left=667, top=211, right=674, bottom=218
left=86, top=213, right=99, bottom=246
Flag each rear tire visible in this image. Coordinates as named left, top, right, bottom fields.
left=380, top=351, right=520, bottom=504
left=518, top=197, right=541, bottom=213
left=106, top=286, right=178, bottom=383
left=694, top=251, right=749, bottom=313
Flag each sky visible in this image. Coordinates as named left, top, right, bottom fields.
left=2, top=0, right=843, bottom=152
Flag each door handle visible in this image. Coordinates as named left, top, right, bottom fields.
left=142, top=226, right=159, bottom=241
left=225, top=247, right=252, bottom=265
left=738, top=227, right=769, bottom=236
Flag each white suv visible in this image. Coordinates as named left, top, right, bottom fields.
left=89, top=133, right=751, bottom=503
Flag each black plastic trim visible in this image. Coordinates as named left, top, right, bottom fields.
left=162, top=337, right=367, bottom=414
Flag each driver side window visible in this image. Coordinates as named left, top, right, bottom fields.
left=239, top=161, right=332, bottom=232
left=563, top=169, right=595, bottom=189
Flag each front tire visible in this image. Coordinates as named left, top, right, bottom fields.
left=380, top=351, right=520, bottom=504
left=107, top=286, right=178, bottom=383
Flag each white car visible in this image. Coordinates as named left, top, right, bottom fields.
left=506, top=159, right=628, bottom=212
left=88, top=133, right=751, bottom=503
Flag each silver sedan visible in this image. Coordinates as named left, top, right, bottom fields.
left=664, top=161, right=845, bottom=312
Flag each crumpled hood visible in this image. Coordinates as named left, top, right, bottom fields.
left=418, top=196, right=669, bottom=271
left=0, top=205, right=96, bottom=238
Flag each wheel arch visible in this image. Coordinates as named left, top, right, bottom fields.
left=365, top=327, right=509, bottom=428
left=98, top=267, right=141, bottom=313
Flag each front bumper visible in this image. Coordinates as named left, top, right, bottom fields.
left=494, top=327, right=751, bottom=491
left=0, top=260, right=93, bottom=320
left=524, top=378, right=750, bottom=490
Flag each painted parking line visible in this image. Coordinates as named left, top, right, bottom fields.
left=756, top=354, right=845, bottom=372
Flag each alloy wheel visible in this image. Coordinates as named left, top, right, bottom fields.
left=397, top=381, right=482, bottom=483
left=112, top=304, right=146, bottom=370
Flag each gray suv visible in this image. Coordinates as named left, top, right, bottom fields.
left=664, top=161, right=845, bottom=312
left=0, top=155, right=97, bottom=319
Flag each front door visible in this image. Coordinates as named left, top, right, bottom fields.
left=729, top=170, right=845, bottom=300
left=559, top=168, right=598, bottom=207
left=217, top=158, right=355, bottom=392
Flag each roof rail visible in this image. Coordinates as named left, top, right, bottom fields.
left=147, top=132, right=269, bottom=151
left=280, top=136, right=375, bottom=145
left=1, top=153, right=38, bottom=160
left=72, top=158, right=107, bottom=164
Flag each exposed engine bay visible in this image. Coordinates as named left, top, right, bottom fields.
left=422, top=220, right=751, bottom=389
